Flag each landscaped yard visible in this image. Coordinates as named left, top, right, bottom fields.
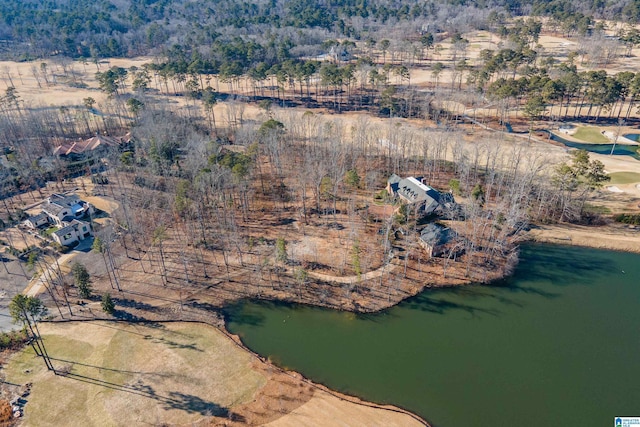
left=573, top=126, right=610, bottom=143
left=43, top=226, right=57, bottom=237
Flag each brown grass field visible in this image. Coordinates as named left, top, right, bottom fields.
left=2, top=321, right=424, bottom=427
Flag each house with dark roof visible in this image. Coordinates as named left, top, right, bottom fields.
left=386, top=175, right=455, bottom=215
left=51, top=219, right=93, bottom=247
left=24, top=212, right=50, bottom=229
left=418, top=223, right=463, bottom=258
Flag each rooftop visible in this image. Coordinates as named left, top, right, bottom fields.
left=52, top=219, right=90, bottom=237
left=420, top=223, right=455, bottom=247
left=52, top=224, right=75, bottom=237
left=27, top=212, right=49, bottom=222
left=42, top=194, right=90, bottom=219
left=53, top=134, right=130, bottom=156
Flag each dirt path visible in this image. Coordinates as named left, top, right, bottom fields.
left=307, top=259, right=399, bottom=284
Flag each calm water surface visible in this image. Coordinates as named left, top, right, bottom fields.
left=225, top=244, right=640, bottom=427
left=551, top=133, right=640, bottom=159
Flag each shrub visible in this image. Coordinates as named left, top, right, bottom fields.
left=449, top=179, right=461, bottom=196
left=345, top=169, right=361, bottom=188
left=0, top=329, right=28, bottom=350
left=614, top=213, right=640, bottom=225
left=394, top=203, right=408, bottom=224
left=374, top=189, right=389, bottom=201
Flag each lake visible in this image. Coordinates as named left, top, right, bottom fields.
left=551, top=133, right=640, bottom=159
left=224, top=244, right=640, bottom=427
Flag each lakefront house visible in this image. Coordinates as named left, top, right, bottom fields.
left=386, top=174, right=455, bottom=215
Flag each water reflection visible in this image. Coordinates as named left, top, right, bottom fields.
left=225, top=245, right=640, bottom=427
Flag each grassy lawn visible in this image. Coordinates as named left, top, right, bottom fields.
left=43, top=226, right=57, bottom=237
left=608, top=172, right=640, bottom=185
left=573, top=126, right=610, bottom=143
left=4, top=321, right=266, bottom=427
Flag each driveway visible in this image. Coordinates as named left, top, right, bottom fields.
left=0, top=256, right=30, bottom=332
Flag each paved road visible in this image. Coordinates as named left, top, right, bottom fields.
left=1, top=238, right=94, bottom=332
left=0, top=312, right=16, bottom=332
left=0, top=257, right=29, bottom=332
left=24, top=252, right=79, bottom=298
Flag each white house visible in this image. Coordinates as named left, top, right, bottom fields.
left=24, top=212, right=50, bottom=229
left=42, top=193, right=93, bottom=226
left=51, top=219, right=93, bottom=247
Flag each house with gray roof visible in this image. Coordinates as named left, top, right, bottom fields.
left=23, top=192, right=96, bottom=248
left=42, top=193, right=93, bottom=226
left=418, top=223, right=463, bottom=258
left=24, top=212, right=50, bottom=229
left=51, top=219, right=93, bottom=247
left=386, top=175, right=455, bottom=215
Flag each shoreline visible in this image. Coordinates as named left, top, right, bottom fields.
left=526, top=222, right=640, bottom=254
left=213, top=224, right=640, bottom=426
left=7, top=220, right=640, bottom=426
left=215, top=320, right=432, bottom=427
left=7, top=317, right=431, bottom=427
left=6, top=224, right=638, bottom=427
left=550, top=129, right=640, bottom=146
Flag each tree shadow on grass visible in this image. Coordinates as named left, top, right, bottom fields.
left=113, top=309, right=144, bottom=321
left=91, top=321, right=164, bottom=337
left=163, top=391, right=241, bottom=419
left=61, top=372, right=244, bottom=421
left=145, top=335, right=202, bottom=352
left=186, top=300, right=222, bottom=313
left=49, top=357, right=172, bottom=377
left=114, top=298, right=160, bottom=312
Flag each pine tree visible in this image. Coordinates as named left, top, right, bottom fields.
left=72, top=262, right=92, bottom=299
left=101, top=293, right=115, bottom=314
